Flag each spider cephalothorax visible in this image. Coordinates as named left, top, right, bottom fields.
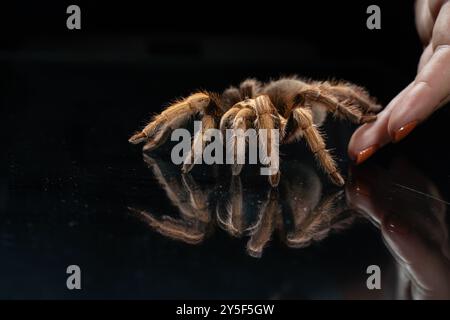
left=129, top=77, right=381, bottom=186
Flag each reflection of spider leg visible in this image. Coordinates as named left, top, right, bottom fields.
left=130, top=155, right=212, bottom=244
left=128, top=207, right=205, bottom=245
left=246, top=188, right=280, bottom=258
left=297, top=88, right=377, bottom=124
left=216, top=175, right=246, bottom=237
left=129, top=92, right=212, bottom=151
left=286, top=107, right=344, bottom=186
left=143, top=154, right=195, bottom=219
left=286, top=190, right=350, bottom=248
left=181, top=174, right=210, bottom=223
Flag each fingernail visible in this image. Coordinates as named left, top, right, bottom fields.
left=393, top=121, right=417, bottom=143
left=355, top=145, right=378, bottom=165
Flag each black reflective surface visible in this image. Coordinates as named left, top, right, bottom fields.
left=1, top=57, right=449, bottom=299
left=1, top=2, right=449, bottom=299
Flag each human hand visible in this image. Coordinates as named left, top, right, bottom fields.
left=346, top=159, right=450, bottom=299
left=348, top=0, right=450, bottom=164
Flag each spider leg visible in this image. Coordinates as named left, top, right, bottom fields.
left=239, top=78, right=261, bottom=99
left=221, top=86, right=242, bottom=108
left=218, top=77, right=261, bottom=132
left=229, top=106, right=257, bottom=175
left=252, top=95, right=283, bottom=187
left=287, top=107, right=345, bottom=186
left=297, top=88, right=377, bottom=125
left=129, top=92, right=211, bottom=151
left=321, top=81, right=382, bottom=113
left=219, top=105, right=243, bottom=133
left=181, top=114, right=217, bottom=173
left=221, top=96, right=283, bottom=185
left=246, top=188, right=280, bottom=258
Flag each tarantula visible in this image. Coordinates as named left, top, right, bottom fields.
left=129, top=77, right=381, bottom=186
left=128, top=155, right=356, bottom=258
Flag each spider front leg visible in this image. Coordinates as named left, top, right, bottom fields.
left=285, top=107, right=345, bottom=186
left=128, top=92, right=211, bottom=151
left=298, top=88, right=377, bottom=124
left=253, top=95, right=284, bottom=187
left=323, top=81, right=382, bottom=114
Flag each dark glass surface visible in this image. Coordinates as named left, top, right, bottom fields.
left=0, top=1, right=449, bottom=299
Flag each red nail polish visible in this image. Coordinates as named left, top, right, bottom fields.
left=393, top=121, right=417, bottom=143
left=355, top=145, right=379, bottom=165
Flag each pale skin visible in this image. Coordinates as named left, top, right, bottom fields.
left=348, top=0, right=450, bottom=164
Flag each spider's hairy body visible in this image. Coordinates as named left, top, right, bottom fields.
left=129, top=77, right=382, bottom=187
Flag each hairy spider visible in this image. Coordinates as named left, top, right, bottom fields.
left=128, top=155, right=356, bottom=258
left=129, top=77, right=381, bottom=186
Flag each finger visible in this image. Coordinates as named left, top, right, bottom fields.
left=387, top=45, right=450, bottom=142
left=388, top=3, right=450, bottom=141
left=381, top=213, right=450, bottom=299
left=415, top=0, right=434, bottom=45
left=347, top=83, right=414, bottom=164
left=415, top=0, right=447, bottom=44
left=418, top=43, right=434, bottom=72
left=431, top=1, right=450, bottom=51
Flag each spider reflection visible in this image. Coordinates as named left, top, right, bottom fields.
left=128, top=154, right=356, bottom=258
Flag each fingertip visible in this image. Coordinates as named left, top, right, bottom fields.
left=347, top=122, right=387, bottom=164
left=347, top=124, right=368, bottom=161
left=391, top=120, right=418, bottom=143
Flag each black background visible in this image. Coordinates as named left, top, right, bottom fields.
left=0, top=0, right=449, bottom=299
